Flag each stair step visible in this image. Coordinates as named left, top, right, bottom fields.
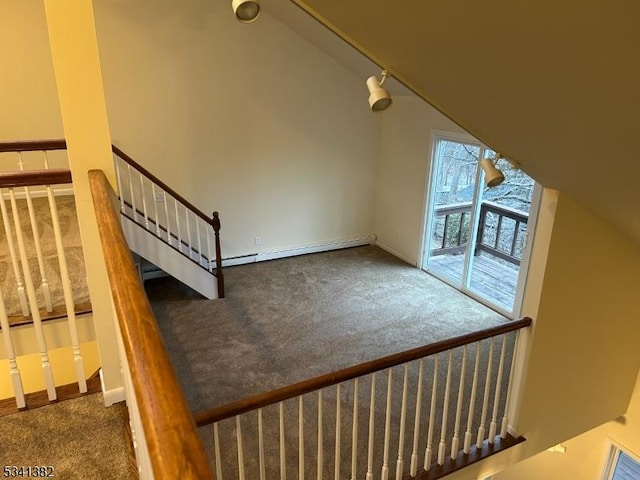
left=3, top=302, right=92, bottom=329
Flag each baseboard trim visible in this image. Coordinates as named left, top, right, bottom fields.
left=221, top=235, right=375, bottom=268
left=100, top=369, right=125, bottom=406
left=375, top=241, right=417, bottom=266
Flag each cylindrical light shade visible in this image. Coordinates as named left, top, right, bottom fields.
left=480, top=158, right=505, bottom=187
left=232, top=0, right=261, bottom=23
left=366, top=76, right=392, bottom=112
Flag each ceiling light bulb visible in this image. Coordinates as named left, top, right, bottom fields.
left=232, top=0, right=261, bottom=23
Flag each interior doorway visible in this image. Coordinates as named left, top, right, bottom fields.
left=422, top=132, right=539, bottom=316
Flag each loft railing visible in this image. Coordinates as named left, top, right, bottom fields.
left=0, top=164, right=88, bottom=407
left=89, top=169, right=213, bottom=479
left=112, top=146, right=224, bottom=297
left=195, top=318, right=531, bottom=480
left=431, top=201, right=529, bottom=266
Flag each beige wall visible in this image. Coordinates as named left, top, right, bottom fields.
left=443, top=193, right=640, bottom=479
left=93, top=0, right=381, bottom=258
left=0, top=1, right=63, bottom=140
left=374, top=96, right=466, bottom=264
left=493, top=370, right=640, bottom=480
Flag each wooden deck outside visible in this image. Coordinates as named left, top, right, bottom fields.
left=428, top=253, right=519, bottom=309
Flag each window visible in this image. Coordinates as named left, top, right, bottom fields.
left=602, top=442, right=640, bottom=480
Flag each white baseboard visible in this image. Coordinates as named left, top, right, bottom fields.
left=100, top=369, right=125, bottom=406
left=374, top=240, right=417, bottom=266
left=220, top=235, right=375, bottom=268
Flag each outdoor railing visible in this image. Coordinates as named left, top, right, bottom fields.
left=195, top=318, right=531, bottom=480
left=431, top=201, right=529, bottom=266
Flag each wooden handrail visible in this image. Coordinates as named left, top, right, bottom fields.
left=0, top=169, right=72, bottom=188
left=195, top=316, right=532, bottom=426
left=89, top=170, right=213, bottom=480
left=112, top=145, right=213, bottom=226
left=0, top=139, right=67, bottom=153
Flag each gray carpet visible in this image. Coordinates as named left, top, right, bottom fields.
left=146, top=245, right=514, bottom=478
left=0, top=195, right=89, bottom=317
left=146, top=245, right=508, bottom=413
left=0, top=394, right=132, bottom=479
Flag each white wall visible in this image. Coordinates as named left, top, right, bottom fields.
left=374, top=96, right=465, bottom=264
left=93, top=0, right=381, bottom=258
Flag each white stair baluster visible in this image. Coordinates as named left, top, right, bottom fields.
left=410, top=359, right=425, bottom=477
left=396, top=364, right=409, bottom=480
left=114, top=156, right=126, bottom=213
left=299, top=396, right=305, bottom=480
left=437, top=351, right=454, bottom=466
left=139, top=173, right=150, bottom=230
left=174, top=198, right=182, bottom=252
left=163, top=191, right=171, bottom=244
left=0, top=293, right=25, bottom=408
left=46, top=185, right=86, bottom=392
left=18, top=153, right=52, bottom=312
left=366, top=373, right=376, bottom=480
left=185, top=207, right=193, bottom=259
left=280, top=401, right=286, bottom=480
left=236, top=416, right=245, bottom=480
left=0, top=192, right=29, bottom=315
left=127, top=164, right=137, bottom=222
left=151, top=184, right=161, bottom=237
left=501, top=331, right=521, bottom=438
left=381, top=368, right=393, bottom=480
left=489, top=335, right=508, bottom=443
left=424, top=354, right=439, bottom=471
left=477, top=338, right=495, bottom=448
left=9, top=188, right=56, bottom=400
left=196, top=220, right=203, bottom=267
left=258, top=408, right=266, bottom=480
left=334, top=384, right=341, bottom=480
left=213, top=423, right=223, bottom=480
left=317, top=389, right=324, bottom=480
left=351, top=378, right=359, bottom=480
left=464, top=342, right=481, bottom=454
left=451, top=345, right=468, bottom=458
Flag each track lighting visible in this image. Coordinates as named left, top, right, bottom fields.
left=480, top=154, right=506, bottom=188
left=232, top=0, right=261, bottom=23
left=366, top=70, right=392, bottom=112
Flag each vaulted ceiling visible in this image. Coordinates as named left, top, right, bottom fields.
left=283, top=0, right=640, bottom=246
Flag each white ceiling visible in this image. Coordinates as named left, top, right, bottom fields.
left=265, top=0, right=640, bottom=247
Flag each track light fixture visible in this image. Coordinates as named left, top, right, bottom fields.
left=366, top=70, right=392, bottom=112
left=232, top=0, right=261, bottom=23
left=480, top=154, right=506, bottom=188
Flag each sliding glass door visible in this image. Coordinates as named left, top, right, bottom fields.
left=423, top=133, right=537, bottom=315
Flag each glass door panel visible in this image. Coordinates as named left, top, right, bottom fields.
left=467, top=153, right=535, bottom=311
left=425, top=138, right=480, bottom=285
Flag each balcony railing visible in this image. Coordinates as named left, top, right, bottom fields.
left=431, top=201, right=529, bottom=266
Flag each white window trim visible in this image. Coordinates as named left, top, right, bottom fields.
left=600, top=437, right=640, bottom=480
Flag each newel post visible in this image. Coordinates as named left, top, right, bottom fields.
left=212, top=211, right=225, bottom=298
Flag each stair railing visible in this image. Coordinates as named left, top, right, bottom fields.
left=112, top=146, right=224, bottom=297
left=89, top=169, right=213, bottom=479
left=194, top=318, right=531, bottom=480
left=0, top=157, right=88, bottom=407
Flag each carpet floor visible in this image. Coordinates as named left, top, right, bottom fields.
left=0, top=394, right=132, bottom=480
left=146, top=245, right=509, bottom=415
